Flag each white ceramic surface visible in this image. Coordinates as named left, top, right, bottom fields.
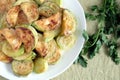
left=0, top=0, right=86, bottom=80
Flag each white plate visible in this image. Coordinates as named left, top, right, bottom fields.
left=0, top=0, right=86, bottom=80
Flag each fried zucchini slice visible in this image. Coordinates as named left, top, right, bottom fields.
left=16, top=27, right=35, bottom=53
left=27, top=26, right=38, bottom=48
left=61, top=9, right=76, bottom=36
left=6, top=5, right=20, bottom=26
left=1, top=28, right=22, bottom=50
left=44, top=39, right=58, bottom=59
left=13, top=51, right=32, bottom=60
left=0, top=51, right=12, bottom=63
left=14, top=0, right=34, bottom=6
left=16, top=25, right=38, bottom=49
left=2, top=41, right=24, bottom=58
left=47, top=50, right=61, bottom=64
left=12, top=60, right=33, bottom=76
left=42, top=39, right=61, bottom=64
left=35, top=0, right=61, bottom=6
left=0, top=42, right=12, bottom=63
left=32, top=11, right=62, bottom=32
left=43, top=27, right=61, bottom=42
left=56, top=34, right=76, bottom=49
left=42, top=1, right=60, bottom=13
left=20, top=2, right=39, bottom=23
left=34, top=0, right=46, bottom=5
left=45, top=39, right=58, bottom=58
left=36, top=39, right=58, bottom=58
left=34, top=58, right=48, bottom=73
left=35, top=33, right=48, bottom=57
left=39, top=6, right=54, bottom=17
left=50, top=0, right=61, bottom=6
left=13, top=51, right=36, bottom=60
left=39, top=1, right=60, bottom=17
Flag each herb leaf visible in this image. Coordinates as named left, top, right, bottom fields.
left=74, top=0, right=120, bottom=67
left=74, top=55, right=87, bottom=67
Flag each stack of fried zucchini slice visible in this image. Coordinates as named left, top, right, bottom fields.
left=0, top=0, right=77, bottom=76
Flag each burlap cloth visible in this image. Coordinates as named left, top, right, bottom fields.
left=0, top=0, right=120, bottom=80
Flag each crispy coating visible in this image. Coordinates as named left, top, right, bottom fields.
left=0, top=42, right=12, bottom=63
left=35, top=34, right=48, bottom=57
left=12, top=60, right=33, bottom=76
left=16, top=27, right=34, bottom=53
left=20, top=2, right=39, bottom=23
left=0, top=0, right=16, bottom=14
left=17, top=10, right=29, bottom=25
left=33, top=11, right=62, bottom=32
left=47, top=50, right=61, bottom=64
left=6, top=5, right=20, bottom=26
left=0, top=51, right=12, bottom=63
left=0, top=28, right=22, bottom=50
left=61, top=9, right=76, bottom=36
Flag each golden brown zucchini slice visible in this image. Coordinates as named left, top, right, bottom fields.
left=14, top=0, right=34, bottom=6
left=50, top=0, right=61, bottom=6
left=44, top=39, right=61, bottom=64
left=0, top=51, right=12, bottom=63
left=16, top=25, right=39, bottom=49
left=56, top=34, right=76, bottom=49
left=12, top=60, right=34, bottom=76
left=2, top=41, right=24, bottom=58
left=16, top=27, right=35, bottom=53
left=20, top=2, right=39, bottom=23
left=42, top=1, right=60, bottom=13
left=27, top=26, right=39, bottom=49
left=45, top=39, right=58, bottom=59
left=36, top=38, right=59, bottom=58
left=35, top=34, right=48, bottom=57
left=34, top=0, right=46, bottom=5
left=0, top=42, right=12, bottom=63
left=13, top=51, right=36, bottom=60
left=34, top=58, right=48, bottom=73
left=6, top=5, right=20, bottom=26
left=47, top=50, right=61, bottom=64
left=0, top=28, right=22, bottom=50
left=61, top=9, right=76, bottom=36
left=43, top=27, right=61, bottom=42
left=39, top=6, right=54, bottom=17
left=32, top=11, right=62, bottom=32
left=13, top=52, right=32, bottom=60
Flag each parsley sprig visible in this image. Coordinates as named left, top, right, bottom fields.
left=75, top=0, right=120, bottom=67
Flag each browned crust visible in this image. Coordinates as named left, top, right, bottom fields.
left=47, top=50, right=61, bottom=64
left=6, top=5, right=20, bottom=26
left=0, top=28, right=22, bottom=50
left=36, top=11, right=62, bottom=31
left=17, top=10, right=29, bottom=25
left=0, top=51, right=12, bottom=63
left=16, top=27, right=35, bottom=53
left=20, top=2, right=39, bottom=23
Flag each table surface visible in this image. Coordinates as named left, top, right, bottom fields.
left=0, top=0, right=120, bottom=80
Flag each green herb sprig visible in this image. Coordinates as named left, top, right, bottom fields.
left=75, top=0, right=120, bottom=67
